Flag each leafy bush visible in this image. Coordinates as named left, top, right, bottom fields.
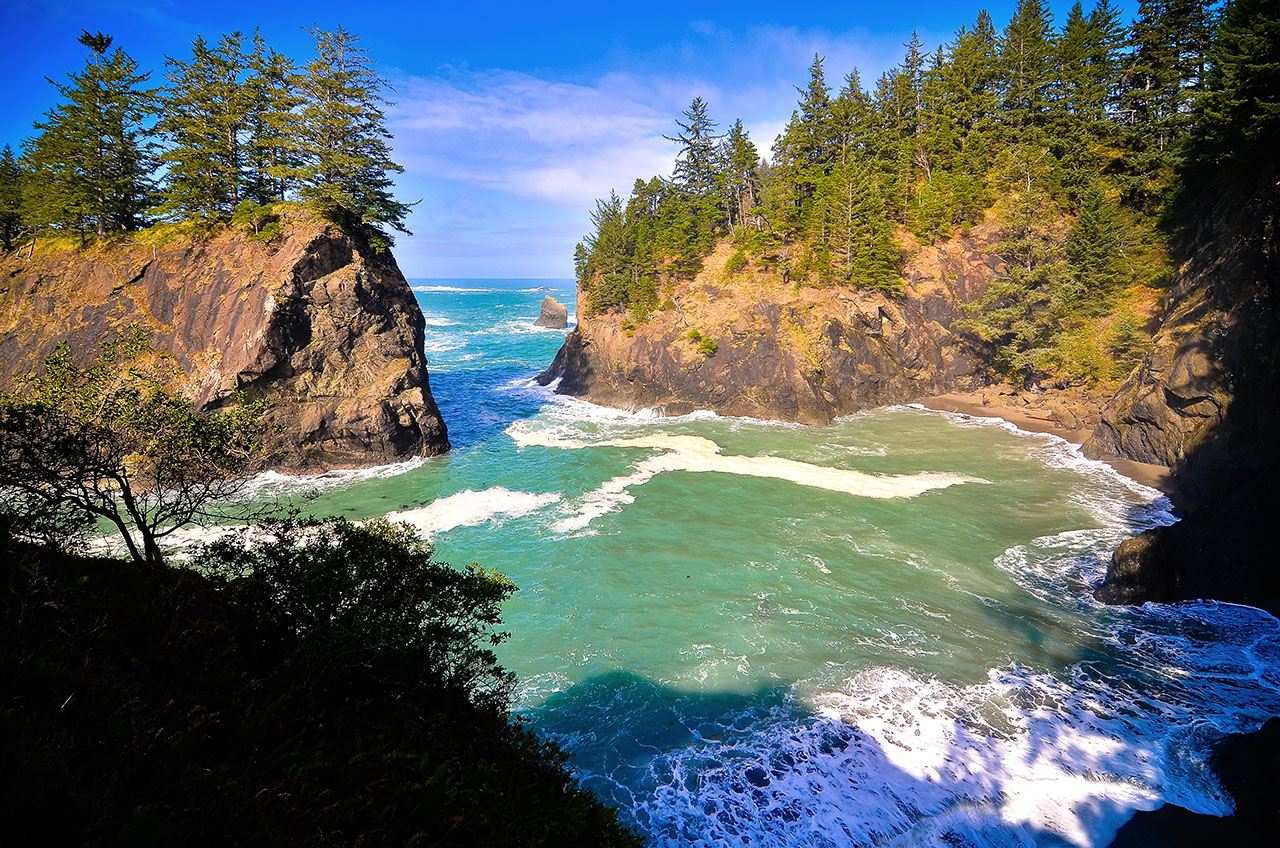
left=697, top=337, right=718, bottom=356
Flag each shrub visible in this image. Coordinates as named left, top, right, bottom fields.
left=725, top=249, right=748, bottom=275
left=697, top=337, right=718, bottom=356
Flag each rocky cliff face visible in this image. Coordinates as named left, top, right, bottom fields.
left=540, top=224, right=1003, bottom=420
left=1087, top=164, right=1279, bottom=614
left=0, top=209, right=449, bottom=470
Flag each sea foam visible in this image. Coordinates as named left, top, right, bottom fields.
left=509, top=424, right=985, bottom=533
left=386, top=487, right=561, bottom=535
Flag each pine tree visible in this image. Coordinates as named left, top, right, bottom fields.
left=831, top=69, right=873, bottom=165
left=1186, top=0, right=1280, bottom=170
left=1060, top=179, right=1128, bottom=316
left=581, top=191, right=631, bottom=313
left=771, top=55, right=836, bottom=223
left=0, top=144, right=23, bottom=251
left=295, top=26, right=411, bottom=235
left=718, top=119, right=760, bottom=234
left=667, top=97, right=722, bottom=199
left=22, top=31, right=156, bottom=240
left=998, top=0, right=1057, bottom=140
left=158, top=32, right=252, bottom=221
left=244, top=30, right=302, bottom=204
left=1119, top=0, right=1215, bottom=209
left=810, top=159, right=901, bottom=288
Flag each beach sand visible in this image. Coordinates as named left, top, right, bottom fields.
left=919, top=392, right=1180, bottom=504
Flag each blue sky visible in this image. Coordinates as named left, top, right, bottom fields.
left=2, top=1, right=1136, bottom=277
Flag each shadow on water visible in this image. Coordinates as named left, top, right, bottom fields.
left=526, top=670, right=1184, bottom=847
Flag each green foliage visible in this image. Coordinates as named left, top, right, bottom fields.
left=195, top=517, right=517, bottom=708
left=0, top=326, right=267, bottom=564
left=157, top=32, right=254, bottom=221
left=1, top=536, right=641, bottom=846
left=230, top=198, right=280, bottom=240
left=697, top=337, right=718, bottom=356
left=686, top=328, right=702, bottom=342
left=1185, top=0, right=1280, bottom=171
left=15, top=26, right=410, bottom=241
left=725, top=248, right=749, bottom=274
left=21, top=31, right=157, bottom=240
left=293, top=26, right=412, bottom=238
left=0, top=144, right=23, bottom=251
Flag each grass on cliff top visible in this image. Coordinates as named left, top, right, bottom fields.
left=10, top=200, right=381, bottom=262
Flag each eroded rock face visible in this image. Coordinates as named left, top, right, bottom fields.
left=540, top=225, right=1000, bottom=421
left=0, top=210, right=449, bottom=470
left=1088, top=165, right=1279, bottom=614
left=534, top=295, right=569, bottom=329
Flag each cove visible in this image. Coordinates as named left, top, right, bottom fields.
left=284, top=279, right=1280, bottom=847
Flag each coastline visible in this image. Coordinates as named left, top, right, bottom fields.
left=918, top=391, right=1180, bottom=503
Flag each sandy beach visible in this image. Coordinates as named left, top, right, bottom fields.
left=919, top=392, right=1180, bottom=504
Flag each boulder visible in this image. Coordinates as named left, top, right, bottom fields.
left=534, top=295, right=569, bottom=329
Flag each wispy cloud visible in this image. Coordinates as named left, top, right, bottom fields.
left=385, top=21, right=943, bottom=275
left=389, top=69, right=680, bottom=213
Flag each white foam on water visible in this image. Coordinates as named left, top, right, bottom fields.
left=510, top=424, right=985, bottom=532
left=236, top=457, right=429, bottom=500
left=901, top=404, right=1169, bottom=506
left=423, top=337, right=465, bottom=353
left=628, top=603, right=1280, bottom=848
left=385, top=487, right=561, bottom=535
left=421, top=312, right=460, bottom=327
left=411, top=284, right=499, bottom=293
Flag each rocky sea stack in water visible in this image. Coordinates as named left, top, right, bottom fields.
left=534, top=294, right=569, bottom=329
left=0, top=207, right=449, bottom=470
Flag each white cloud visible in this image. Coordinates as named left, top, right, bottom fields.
left=389, top=69, right=680, bottom=212
left=383, top=21, right=940, bottom=275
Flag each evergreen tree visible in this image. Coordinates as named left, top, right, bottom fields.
left=831, top=69, right=873, bottom=165
left=1059, top=179, right=1129, bottom=316
left=22, top=31, right=156, bottom=240
left=771, top=55, right=836, bottom=223
left=810, top=159, right=901, bottom=288
left=719, top=119, right=761, bottom=234
left=667, top=96, right=722, bottom=199
left=998, top=0, right=1057, bottom=139
left=1119, top=0, right=1215, bottom=209
left=158, top=32, right=252, bottom=221
left=295, top=26, right=411, bottom=234
left=581, top=192, right=631, bottom=313
left=1186, top=0, right=1280, bottom=170
left=0, top=145, right=23, bottom=251
left=244, top=29, right=302, bottom=204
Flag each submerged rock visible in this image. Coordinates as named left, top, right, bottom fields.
left=0, top=207, right=449, bottom=470
left=534, top=295, right=569, bottom=329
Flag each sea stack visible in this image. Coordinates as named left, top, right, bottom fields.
left=534, top=295, right=569, bottom=329
left=0, top=206, right=450, bottom=470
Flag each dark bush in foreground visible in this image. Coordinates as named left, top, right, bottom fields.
left=0, top=522, right=640, bottom=847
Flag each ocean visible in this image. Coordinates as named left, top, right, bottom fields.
left=245, top=278, right=1280, bottom=846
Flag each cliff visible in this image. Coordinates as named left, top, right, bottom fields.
left=539, top=223, right=1007, bottom=420
left=0, top=207, right=448, bottom=470
left=1087, top=161, right=1279, bottom=614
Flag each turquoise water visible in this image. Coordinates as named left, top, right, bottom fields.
left=270, top=279, right=1280, bottom=846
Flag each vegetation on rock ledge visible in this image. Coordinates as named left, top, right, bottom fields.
left=575, top=0, right=1224, bottom=388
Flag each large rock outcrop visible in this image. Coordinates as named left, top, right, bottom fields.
left=539, top=225, right=1001, bottom=421
left=0, top=208, right=449, bottom=470
left=1087, top=162, right=1279, bottom=614
left=534, top=295, right=569, bottom=329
